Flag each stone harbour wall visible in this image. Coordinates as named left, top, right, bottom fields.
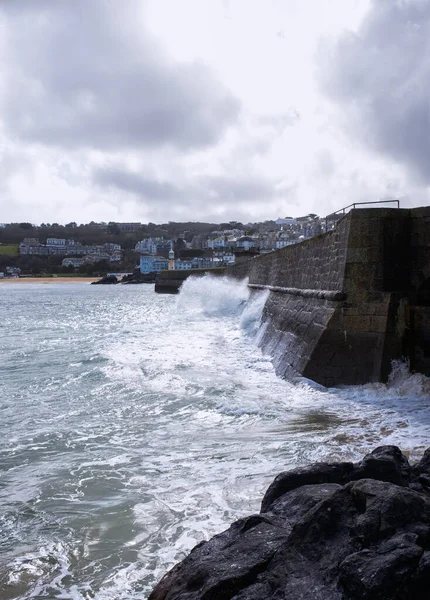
left=229, top=214, right=350, bottom=291
left=228, top=207, right=430, bottom=385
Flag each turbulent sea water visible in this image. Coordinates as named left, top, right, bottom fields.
left=1, top=276, right=430, bottom=599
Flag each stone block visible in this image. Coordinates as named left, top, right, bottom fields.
left=411, top=206, right=430, bottom=218
left=345, top=331, right=380, bottom=351
left=370, top=316, right=387, bottom=333
left=367, top=291, right=390, bottom=303
left=343, top=315, right=371, bottom=332
left=411, top=232, right=421, bottom=248
left=344, top=264, right=379, bottom=287
left=348, top=302, right=384, bottom=317
left=342, top=303, right=360, bottom=315
left=329, top=351, right=357, bottom=368
left=346, top=248, right=367, bottom=263
left=318, top=365, right=343, bottom=379
left=320, top=322, right=345, bottom=351
left=346, top=246, right=382, bottom=263
left=347, top=219, right=384, bottom=248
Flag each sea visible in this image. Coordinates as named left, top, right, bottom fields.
left=1, top=276, right=429, bottom=599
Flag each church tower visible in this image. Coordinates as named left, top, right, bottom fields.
left=168, top=245, right=175, bottom=270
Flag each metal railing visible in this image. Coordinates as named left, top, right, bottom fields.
left=325, top=199, right=400, bottom=232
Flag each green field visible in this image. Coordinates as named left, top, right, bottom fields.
left=0, top=244, right=19, bottom=256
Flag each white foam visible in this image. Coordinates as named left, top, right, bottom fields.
left=239, top=287, right=269, bottom=336
left=176, top=274, right=250, bottom=318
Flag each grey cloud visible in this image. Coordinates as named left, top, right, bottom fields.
left=313, top=149, right=335, bottom=179
left=320, top=0, right=430, bottom=182
left=0, top=146, right=33, bottom=193
left=92, top=166, right=282, bottom=207
left=202, top=175, right=278, bottom=202
left=0, top=0, right=240, bottom=151
left=93, top=168, right=180, bottom=201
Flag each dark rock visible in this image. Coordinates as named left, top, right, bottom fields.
left=91, top=275, right=118, bottom=285
left=415, top=551, right=430, bottom=588
left=149, top=514, right=290, bottom=600
left=260, top=461, right=354, bottom=512
left=150, top=446, right=430, bottom=600
left=413, top=448, right=430, bottom=480
left=266, top=482, right=341, bottom=522
left=120, top=272, right=156, bottom=284
left=349, top=445, right=412, bottom=486
left=339, top=537, right=423, bottom=599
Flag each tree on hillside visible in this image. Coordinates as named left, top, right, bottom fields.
left=173, top=238, right=186, bottom=253
left=108, top=222, right=121, bottom=235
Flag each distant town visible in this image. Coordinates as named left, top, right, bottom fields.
left=0, top=214, right=338, bottom=278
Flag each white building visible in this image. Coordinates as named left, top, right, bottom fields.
left=276, top=240, right=292, bottom=249
left=275, top=217, right=297, bottom=226
left=46, top=238, right=66, bottom=246
left=213, top=251, right=235, bottom=265
left=62, top=257, right=85, bottom=268
left=207, top=237, right=227, bottom=249
left=235, top=236, right=258, bottom=251
left=191, top=257, right=213, bottom=268
left=116, top=222, right=141, bottom=232
left=139, top=255, right=169, bottom=274
left=103, top=242, right=121, bottom=251
left=174, top=259, right=193, bottom=270
left=135, top=238, right=157, bottom=254
left=109, top=251, right=122, bottom=262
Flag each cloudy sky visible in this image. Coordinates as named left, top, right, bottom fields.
left=0, top=0, right=428, bottom=224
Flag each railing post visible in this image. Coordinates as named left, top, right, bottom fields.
left=323, top=199, right=400, bottom=231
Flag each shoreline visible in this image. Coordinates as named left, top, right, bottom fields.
left=0, top=277, right=99, bottom=284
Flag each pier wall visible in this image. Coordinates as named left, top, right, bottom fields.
left=228, top=207, right=430, bottom=385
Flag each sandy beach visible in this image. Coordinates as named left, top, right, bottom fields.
left=0, top=277, right=99, bottom=284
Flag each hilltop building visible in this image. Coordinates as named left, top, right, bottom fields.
left=275, top=217, right=297, bottom=226
left=113, top=222, right=142, bottom=232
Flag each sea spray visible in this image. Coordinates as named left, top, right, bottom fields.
left=176, top=274, right=250, bottom=318
left=239, top=286, right=270, bottom=336
left=176, top=274, right=269, bottom=338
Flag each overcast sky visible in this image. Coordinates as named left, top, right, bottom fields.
left=0, top=0, right=428, bottom=225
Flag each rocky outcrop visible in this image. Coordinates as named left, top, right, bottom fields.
left=149, top=446, right=430, bottom=600
left=121, top=272, right=156, bottom=284
left=91, top=275, right=118, bottom=284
